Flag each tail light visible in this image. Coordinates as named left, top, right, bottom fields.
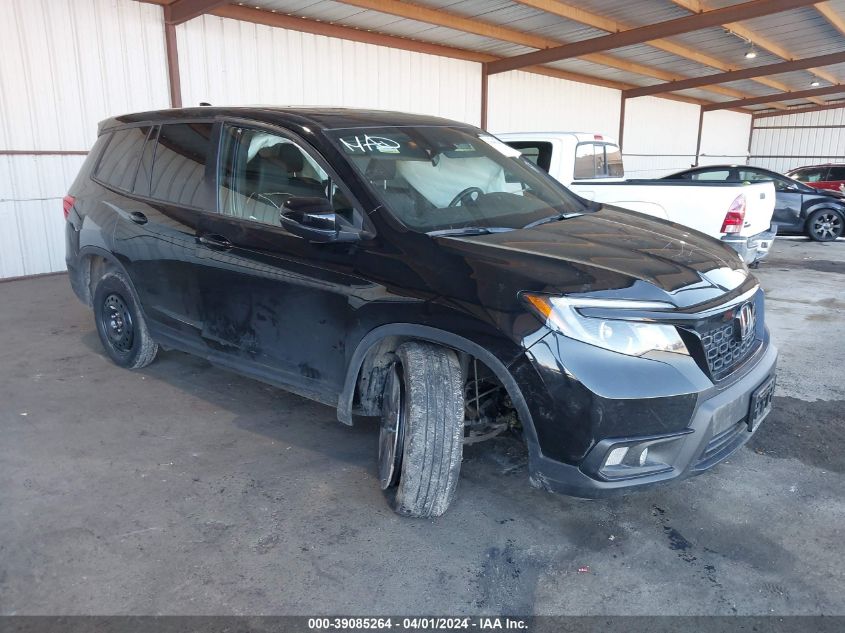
left=62, top=195, right=76, bottom=220
left=721, top=194, right=746, bottom=234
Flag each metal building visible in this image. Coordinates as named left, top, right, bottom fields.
left=2, top=0, right=844, bottom=278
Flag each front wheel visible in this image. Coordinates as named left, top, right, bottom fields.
left=93, top=270, right=158, bottom=369
left=378, top=342, right=464, bottom=517
left=806, top=209, right=844, bottom=241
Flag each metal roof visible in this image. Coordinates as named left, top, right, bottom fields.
left=208, top=0, right=845, bottom=112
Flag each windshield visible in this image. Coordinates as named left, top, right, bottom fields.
left=325, top=126, right=587, bottom=232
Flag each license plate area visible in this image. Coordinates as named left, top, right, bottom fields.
left=748, top=375, right=776, bottom=432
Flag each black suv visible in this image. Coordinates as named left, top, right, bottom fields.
left=65, top=108, right=778, bottom=517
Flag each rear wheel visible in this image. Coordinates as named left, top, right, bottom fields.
left=806, top=209, right=843, bottom=241
left=378, top=342, right=464, bottom=517
left=93, top=270, right=158, bottom=369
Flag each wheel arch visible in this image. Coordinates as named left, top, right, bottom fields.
left=338, top=324, right=539, bottom=451
left=76, top=247, right=151, bottom=316
left=802, top=202, right=845, bottom=220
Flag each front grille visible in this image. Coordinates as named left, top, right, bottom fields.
left=699, top=320, right=758, bottom=380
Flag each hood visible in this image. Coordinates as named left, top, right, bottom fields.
left=436, top=206, right=751, bottom=309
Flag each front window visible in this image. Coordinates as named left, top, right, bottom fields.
left=738, top=169, right=796, bottom=192
left=217, top=125, right=356, bottom=227
left=789, top=167, right=829, bottom=183
left=325, top=126, right=587, bottom=232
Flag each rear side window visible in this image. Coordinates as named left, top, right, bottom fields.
left=150, top=122, right=215, bottom=208
left=506, top=141, right=553, bottom=172
left=94, top=126, right=152, bottom=192
left=574, top=142, right=624, bottom=179
left=691, top=169, right=732, bottom=181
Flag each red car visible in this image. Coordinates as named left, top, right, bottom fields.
left=786, top=164, right=845, bottom=193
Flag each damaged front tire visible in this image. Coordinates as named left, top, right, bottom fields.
left=378, top=342, right=464, bottom=517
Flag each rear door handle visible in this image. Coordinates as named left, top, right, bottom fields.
left=128, top=211, right=148, bottom=225
left=198, top=234, right=233, bottom=250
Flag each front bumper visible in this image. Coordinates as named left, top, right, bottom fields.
left=722, top=224, right=777, bottom=265
left=526, top=339, right=778, bottom=498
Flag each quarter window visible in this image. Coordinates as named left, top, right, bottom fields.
left=149, top=122, right=215, bottom=208
left=217, top=125, right=353, bottom=227
left=94, top=126, right=152, bottom=192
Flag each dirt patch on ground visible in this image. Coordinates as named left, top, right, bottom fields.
left=748, top=396, right=845, bottom=473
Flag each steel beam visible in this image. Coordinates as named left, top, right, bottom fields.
left=486, top=0, right=818, bottom=75
left=624, top=51, right=845, bottom=99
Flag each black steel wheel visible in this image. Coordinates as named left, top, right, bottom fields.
left=806, top=210, right=844, bottom=242
left=100, top=293, right=134, bottom=354
left=93, top=270, right=158, bottom=369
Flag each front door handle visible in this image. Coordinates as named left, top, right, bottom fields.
left=128, top=211, right=148, bottom=225
left=198, top=234, right=233, bottom=250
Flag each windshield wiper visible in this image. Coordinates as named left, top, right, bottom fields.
left=522, top=213, right=568, bottom=229
left=426, top=226, right=515, bottom=237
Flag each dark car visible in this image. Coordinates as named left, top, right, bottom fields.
left=786, top=164, right=845, bottom=195
left=665, top=164, right=844, bottom=241
left=64, top=108, right=777, bottom=517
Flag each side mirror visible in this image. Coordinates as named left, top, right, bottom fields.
left=279, top=197, right=362, bottom=243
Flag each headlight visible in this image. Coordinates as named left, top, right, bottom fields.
left=523, top=293, right=688, bottom=357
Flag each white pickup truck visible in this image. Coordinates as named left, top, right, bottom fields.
left=497, top=131, right=777, bottom=265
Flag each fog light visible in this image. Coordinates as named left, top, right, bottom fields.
left=639, top=447, right=649, bottom=466
left=605, top=447, right=628, bottom=466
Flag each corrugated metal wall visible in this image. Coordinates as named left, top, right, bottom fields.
left=177, top=15, right=483, bottom=125
left=0, top=0, right=170, bottom=279
left=750, top=107, right=845, bottom=173
left=1, top=0, right=754, bottom=279
left=699, top=110, right=753, bottom=166
left=622, top=97, right=701, bottom=178
left=487, top=76, right=751, bottom=180
left=487, top=71, right=621, bottom=136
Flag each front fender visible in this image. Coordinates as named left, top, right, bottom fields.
left=337, top=323, right=543, bottom=462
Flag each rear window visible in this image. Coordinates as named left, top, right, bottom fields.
left=573, top=142, right=623, bottom=179
left=505, top=141, right=553, bottom=172
left=150, top=122, right=215, bottom=208
left=94, top=126, right=152, bottom=192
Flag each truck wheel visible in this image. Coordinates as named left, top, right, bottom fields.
left=806, top=209, right=843, bottom=241
left=93, top=270, right=158, bottom=369
left=378, top=342, right=464, bottom=517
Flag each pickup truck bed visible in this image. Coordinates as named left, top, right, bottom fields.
left=498, top=131, right=776, bottom=264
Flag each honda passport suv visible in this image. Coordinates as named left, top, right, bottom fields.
left=64, top=108, right=778, bottom=517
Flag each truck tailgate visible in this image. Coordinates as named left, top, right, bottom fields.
left=738, top=182, right=776, bottom=236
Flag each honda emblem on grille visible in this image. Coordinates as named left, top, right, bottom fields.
left=734, top=302, right=756, bottom=342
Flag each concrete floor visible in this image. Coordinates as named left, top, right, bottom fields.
left=1, top=238, right=843, bottom=616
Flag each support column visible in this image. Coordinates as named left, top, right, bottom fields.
left=164, top=22, right=183, bottom=109
left=694, top=106, right=704, bottom=166
left=480, top=64, right=489, bottom=130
